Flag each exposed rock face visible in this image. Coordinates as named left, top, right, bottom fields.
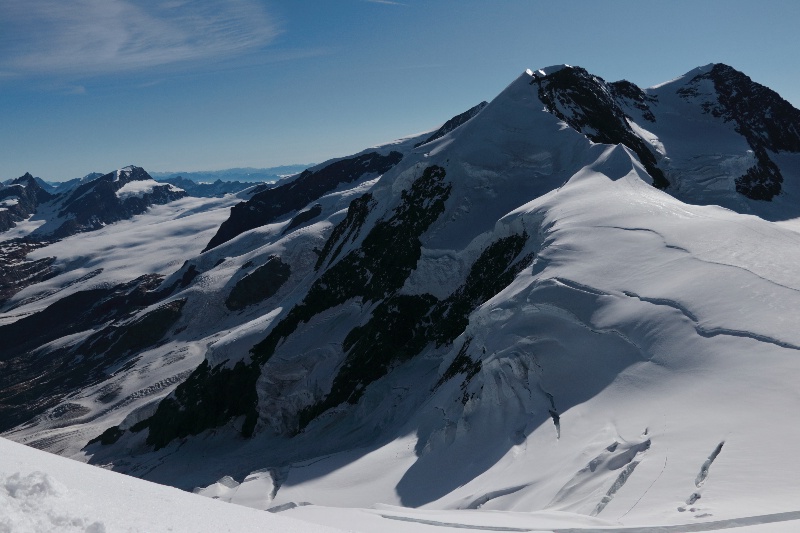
left=529, top=63, right=800, bottom=202
left=0, top=274, right=183, bottom=431
left=0, top=175, right=58, bottom=305
left=0, top=173, right=53, bottom=233
left=677, top=63, right=800, bottom=200
left=0, top=240, right=57, bottom=307
left=609, top=79, right=657, bottom=122
left=225, top=256, right=291, bottom=311
left=133, top=164, right=451, bottom=447
left=531, top=66, right=669, bottom=189
left=282, top=204, right=322, bottom=235
left=203, top=151, right=403, bottom=252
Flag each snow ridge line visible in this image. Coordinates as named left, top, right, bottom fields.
left=594, top=225, right=691, bottom=254
left=695, top=327, right=800, bottom=350
left=379, top=514, right=531, bottom=531
left=544, top=278, right=646, bottom=354
left=621, top=291, right=699, bottom=322
left=465, top=484, right=530, bottom=510
left=553, top=509, right=800, bottom=533
left=597, top=224, right=800, bottom=298
left=624, top=290, right=800, bottom=351
left=548, top=278, right=800, bottom=360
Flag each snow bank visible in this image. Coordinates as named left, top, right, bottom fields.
left=1, top=471, right=105, bottom=533
left=115, top=179, right=183, bottom=200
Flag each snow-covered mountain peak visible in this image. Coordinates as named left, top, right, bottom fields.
left=0, top=164, right=188, bottom=240
left=518, top=62, right=800, bottom=212
left=643, top=63, right=800, bottom=206
left=4, top=64, right=800, bottom=531
left=531, top=64, right=572, bottom=77
left=0, top=172, right=53, bottom=233
left=114, top=165, right=140, bottom=182
left=647, top=63, right=718, bottom=90
left=13, top=172, right=36, bottom=186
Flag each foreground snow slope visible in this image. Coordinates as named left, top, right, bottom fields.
left=4, top=433, right=797, bottom=533
left=0, top=436, right=347, bottom=533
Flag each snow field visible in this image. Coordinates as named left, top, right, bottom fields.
left=0, top=437, right=349, bottom=533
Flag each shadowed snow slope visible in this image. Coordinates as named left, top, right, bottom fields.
left=0, top=436, right=346, bottom=533
left=3, top=64, right=800, bottom=533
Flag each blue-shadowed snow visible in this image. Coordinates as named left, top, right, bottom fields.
left=0, top=436, right=347, bottom=533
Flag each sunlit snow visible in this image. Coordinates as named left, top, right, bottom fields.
left=115, top=179, right=183, bottom=200
left=3, top=65, right=800, bottom=533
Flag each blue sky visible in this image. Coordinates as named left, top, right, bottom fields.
left=2, top=0, right=799, bottom=181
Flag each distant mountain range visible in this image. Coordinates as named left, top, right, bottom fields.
left=5, top=165, right=311, bottom=195
left=3, top=63, right=800, bottom=531
left=150, top=165, right=312, bottom=183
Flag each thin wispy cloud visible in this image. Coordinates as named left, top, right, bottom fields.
left=364, top=0, right=408, bottom=5
left=0, top=0, right=280, bottom=76
left=66, top=85, right=87, bottom=95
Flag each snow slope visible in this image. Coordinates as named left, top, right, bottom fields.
left=18, top=193, right=242, bottom=308
left=115, top=178, right=183, bottom=200
left=4, top=432, right=796, bottom=533
left=0, top=436, right=348, bottom=533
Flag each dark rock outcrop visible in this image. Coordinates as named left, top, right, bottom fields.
left=678, top=63, right=800, bottom=200
left=0, top=173, right=53, bottom=232
left=203, top=151, right=403, bottom=252
left=609, top=80, right=657, bottom=122
left=531, top=66, right=669, bottom=189
left=0, top=239, right=57, bottom=308
left=225, top=256, right=291, bottom=311
left=414, top=101, right=488, bottom=148
left=130, top=165, right=450, bottom=447
left=0, top=274, right=183, bottom=431
left=282, top=204, right=323, bottom=235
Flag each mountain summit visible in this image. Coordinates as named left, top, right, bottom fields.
left=3, top=64, right=800, bottom=529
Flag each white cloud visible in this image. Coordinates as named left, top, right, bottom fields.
left=364, top=0, right=408, bottom=4
left=0, top=0, right=280, bottom=76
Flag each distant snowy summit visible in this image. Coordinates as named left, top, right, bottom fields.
left=527, top=62, right=800, bottom=205
left=51, top=165, right=187, bottom=237
left=0, top=172, right=53, bottom=233
left=1, top=165, right=186, bottom=239
left=0, top=165, right=187, bottom=305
